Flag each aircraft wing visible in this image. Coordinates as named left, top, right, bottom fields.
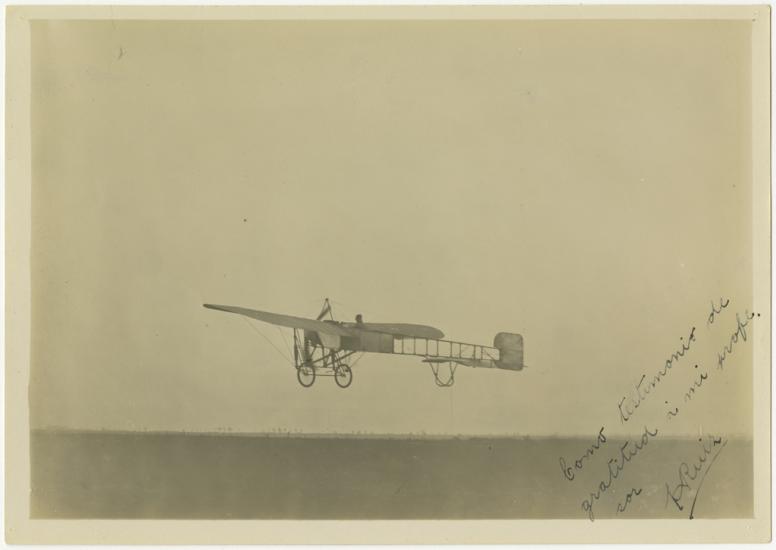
left=355, top=322, right=444, bottom=340
left=203, top=304, right=354, bottom=337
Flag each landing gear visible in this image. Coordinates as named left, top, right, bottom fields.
left=297, top=364, right=316, bottom=388
left=427, top=361, right=457, bottom=387
left=292, top=329, right=357, bottom=389
left=334, top=363, right=353, bottom=389
left=295, top=362, right=352, bottom=388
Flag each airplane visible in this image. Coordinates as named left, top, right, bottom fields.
left=203, top=298, right=524, bottom=388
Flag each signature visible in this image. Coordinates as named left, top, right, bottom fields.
left=664, top=435, right=727, bottom=519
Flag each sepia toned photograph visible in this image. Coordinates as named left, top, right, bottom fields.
left=5, top=4, right=771, bottom=544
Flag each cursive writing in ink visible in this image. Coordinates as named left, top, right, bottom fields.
left=664, top=435, right=726, bottom=519
left=707, top=297, right=730, bottom=326
left=717, top=311, right=756, bottom=370
left=581, top=425, right=658, bottom=521
left=559, top=427, right=607, bottom=481
left=618, top=326, right=696, bottom=423
left=665, top=399, right=680, bottom=420
left=683, top=366, right=709, bottom=403
left=615, top=487, right=642, bottom=515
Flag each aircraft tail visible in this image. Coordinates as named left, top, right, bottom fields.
left=494, top=332, right=524, bottom=371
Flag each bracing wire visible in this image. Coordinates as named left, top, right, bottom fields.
left=239, top=316, right=293, bottom=366
left=349, top=352, right=366, bottom=369
left=328, top=300, right=354, bottom=321
left=329, top=299, right=383, bottom=321
left=276, top=326, right=294, bottom=363
left=449, top=380, right=454, bottom=420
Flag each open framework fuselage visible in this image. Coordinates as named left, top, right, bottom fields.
left=203, top=301, right=524, bottom=388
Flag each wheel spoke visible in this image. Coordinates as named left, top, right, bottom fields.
left=334, top=364, right=353, bottom=388
left=297, top=365, right=315, bottom=388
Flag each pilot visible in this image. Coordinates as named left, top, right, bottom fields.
left=355, top=314, right=364, bottom=325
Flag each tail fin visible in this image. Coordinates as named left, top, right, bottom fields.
left=494, top=332, right=524, bottom=371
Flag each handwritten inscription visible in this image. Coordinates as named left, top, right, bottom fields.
left=560, top=295, right=757, bottom=521
left=664, top=435, right=727, bottom=519
left=717, top=311, right=756, bottom=370
left=616, top=487, right=643, bottom=515
left=707, top=297, right=730, bottom=326
left=664, top=309, right=757, bottom=422
left=617, top=326, right=696, bottom=424
left=560, top=427, right=607, bottom=481
left=683, top=366, right=708, bottom=403
left=581, top=425, right=658, bottom=521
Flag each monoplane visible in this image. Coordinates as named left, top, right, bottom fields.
left=204, top=299, right=524, bottom=388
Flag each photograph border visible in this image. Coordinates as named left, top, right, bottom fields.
left=5, top=4, right=771, bottom=544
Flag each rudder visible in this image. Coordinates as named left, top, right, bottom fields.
left=494, top=332, right=524, bottom=371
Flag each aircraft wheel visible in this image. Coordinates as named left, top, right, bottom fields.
left=334, top=364, right=353, bottom=389
left=297, top=365, right=315, bottom=388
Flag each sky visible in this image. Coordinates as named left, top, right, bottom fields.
left=29, top=19, right=754, bottom=437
